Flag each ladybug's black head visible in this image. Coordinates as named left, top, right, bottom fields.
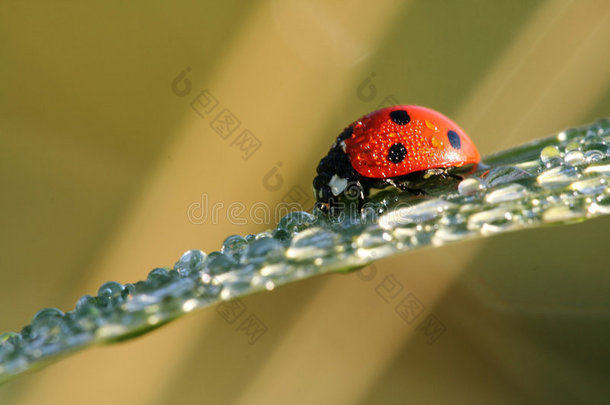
left=313, top=126, right=363, bottom=214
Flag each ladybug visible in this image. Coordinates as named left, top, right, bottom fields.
left=313, top=105, right=480, bottom=213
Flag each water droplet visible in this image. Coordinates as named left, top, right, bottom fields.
left=272, top=229, right=291, bottom=241
left=244, top=237, right=285, bottom=264
left=0, top=332, right=21, bottom=345
left=356, top=226, right=395, bottom=259
left=432, top=227, right=476, bottom=245
left=30, top=308, right=68, bottom=344
left=430, top=136, right=443, bottom=149
left=458, top=178, right=482, bottom=195
left=536, top=166, right=580, bottom=188
left=278, top=212, right=316, bottom=234
left=584, top=149, right=604, bottom=163
left=588, top=193, right=610, bottom=214
left=97, top=281, right=124, bottom=300
left=378, top=199, right=454, bottom=229
left=564, top=150, right=585, bottom=166
left=467, top=208, right=515, bottom=234
left=570, top=177, right=606, bottom=195
left=584, top=129, right=602, bottom=144
left=205, top=253, right=237, bottom=275
left=31, top=308, right=64, bottom=325
left=542, top=206, right=585, bottom=223
left=181, top=298, right=198, bottom=313
left=564, top=141, right=581, bottom=152
left=425, top=120, right=438, bottom=131
left=286, top=227, right=340, bottom=260
left=174, top=250, right=206, bottom=275
left=485, top=184, right=527, bottom=204
left=583, top=164, right=610, bottom=175
left=75, top=295, right=98, bottom=313
left=485, top=166, right=532, bottom=187
left=147, top=268, right=173, bottom=286
left=221, top=235, right=248, bottom=260
left=539, top=146, right=561, bottom=167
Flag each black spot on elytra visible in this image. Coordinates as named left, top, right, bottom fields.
left=388, top=143, right=407, bottom=164
left=447, top=130, right=461, bottom=149
left=389, top=109, right=411, bottom=125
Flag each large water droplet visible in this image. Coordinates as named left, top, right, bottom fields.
left=378, top=199, right=454, bottom=229
left=174, top=250, right=207, bottom=275
left=485, top=184, right=527, bottom=204
left=356, top=226, right=395, bottom=259
left=485, top=166, right=532, bottom=187
left=537, top=166, right=580, bottom=188
left=457, top=178, right=482, bottom=195
left=540, top=146, right=561, bottom=165
left=542, top=205, right=585, bottom=223
left=570, top=177, right=607, bottom=195
left=278, top=212, right=316, bottom=234
left=147, top=268, right=173, bottom=286
left=564, top=150, right=585, bottom=166
left=221, top=235, right=248, bottom=260
left=97, top=281, right=124, bottom=300
left=286, top=227, right=340, bottom=260
left=467, top=208, right=516, bottom=235
left=242, top=237, right=285, bottom=265
left=205, top=253, right=237, bottom=275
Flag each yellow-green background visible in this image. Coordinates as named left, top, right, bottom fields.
left=1, top=0, right=609, bottom=403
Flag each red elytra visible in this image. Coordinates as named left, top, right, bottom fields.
left=344, top=105, right=480, bottom=178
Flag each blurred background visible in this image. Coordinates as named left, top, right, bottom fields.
left=1, top=0, right=609, bottom=403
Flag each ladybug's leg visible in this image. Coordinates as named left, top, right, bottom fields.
left=357, top=181, right=369, bottom=211
left=445, top=172, right=464, bottom=181
left=343, top=179, right=367, bottom=212
left=385, top=179, right=427, bottom=195
left=429, top=168, right=462, bottom=181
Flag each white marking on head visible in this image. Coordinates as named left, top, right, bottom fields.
left=329, top=174, right=348, bottom=196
